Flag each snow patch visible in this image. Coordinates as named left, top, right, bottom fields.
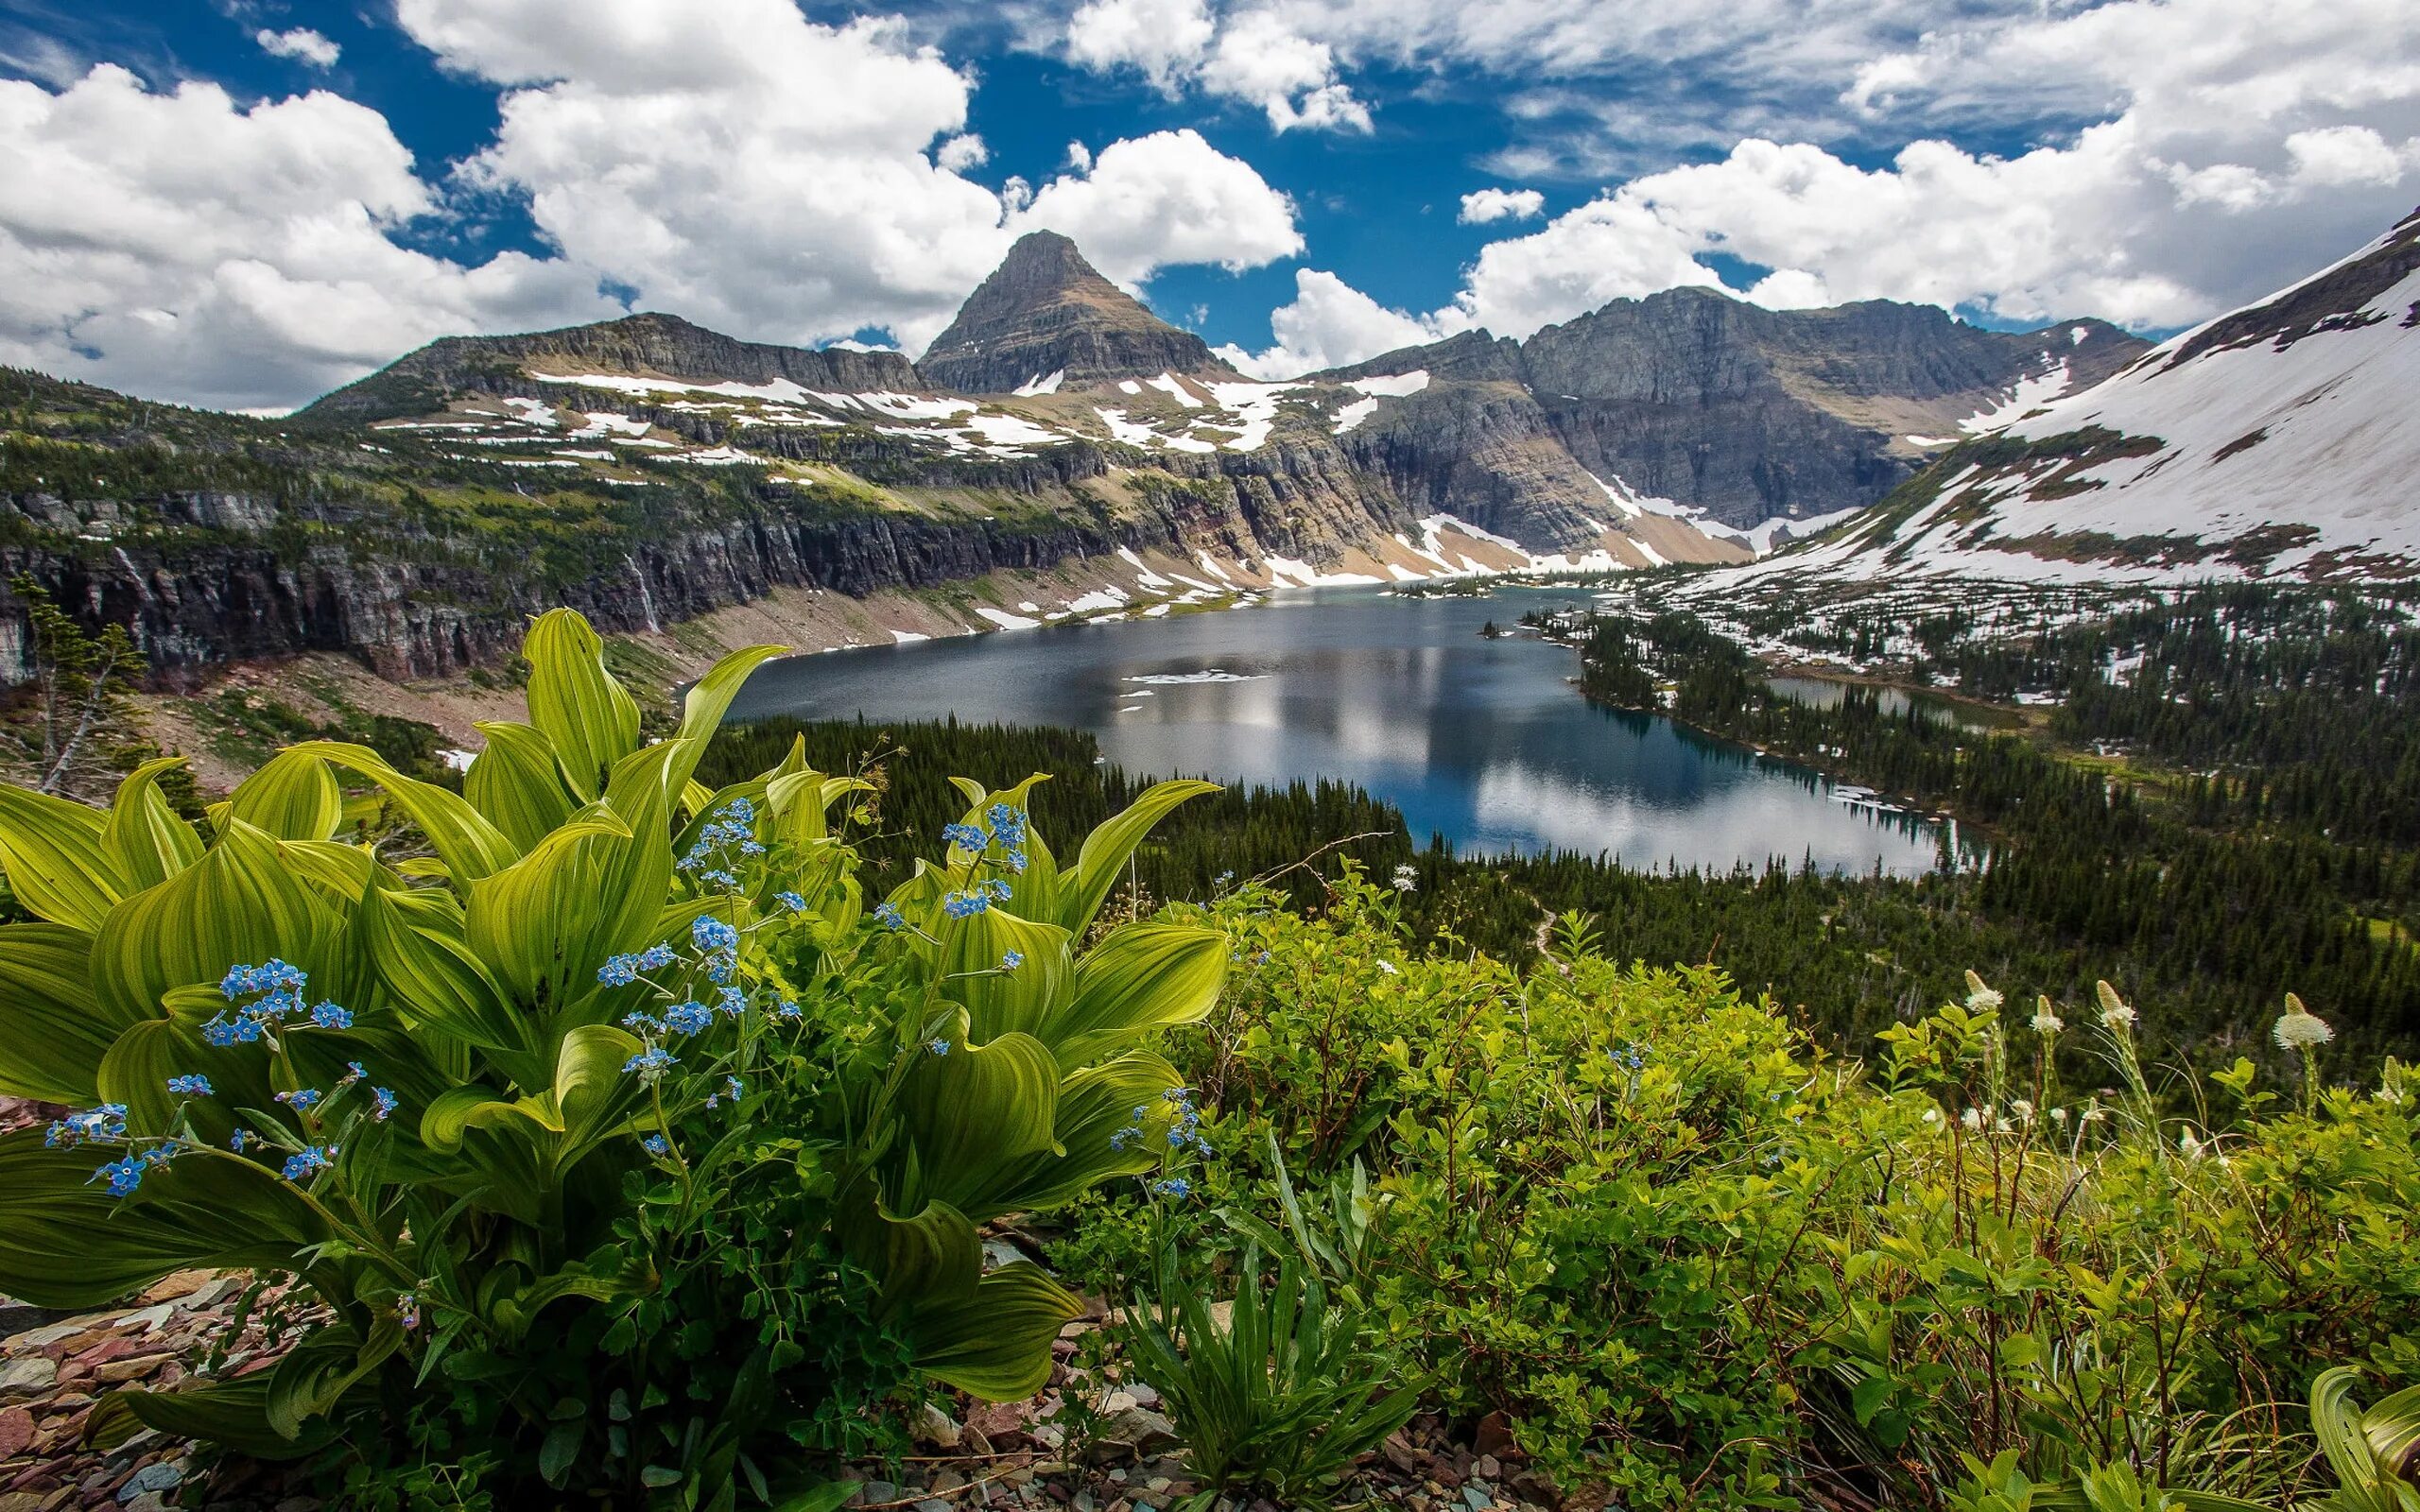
left=1011, top=369, right=1065, bottom=397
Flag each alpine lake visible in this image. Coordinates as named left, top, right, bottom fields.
left=724, top=584, right=1963, bottom=875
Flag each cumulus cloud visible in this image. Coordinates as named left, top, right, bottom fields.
left=254, top=27, right=340, bottom=68
left=403, top=0, right=1303, bottom=357
left=1216, top=268, right=1445, bottom=377
left=1062, top=0, right=1370, bottom=132
left=0, top=64, right=610, bottom=411
left=1458, top=187, right=1544, bottom=223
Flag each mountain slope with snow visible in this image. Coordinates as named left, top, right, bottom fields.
left=1759, top=206, right=2420, bottom=584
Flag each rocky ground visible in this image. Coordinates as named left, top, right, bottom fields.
left=1, top=1103, right=1559, bottom=1512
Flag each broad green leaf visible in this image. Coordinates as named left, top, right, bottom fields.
left=464, top=816, right=633, bottom=1008
left=227, top=747, right=345, bottom=843
left=524, top=609, right=641, bottom=800
left=354, top=875, right=539, bottom=1080
left=289, top=741, right=520, bottom=884
left=766, top=770, right=873, bottom=846
left=973, top=1049, right=1184, bottom=1217
left=90, top=819, right=337, bottom=1030
left=0, top=781, right=124, bottom=930
left=1055, top=779, right=1219, bottom=934
left=0, top=1132, right=329, bottom=1309
left=893, top=1028, right=1062, bottom=1218
left=912, top=1263, right=1084, bottom=1400
left=97, top=1017, right=217, bottom=1135
left=662, top=643, right=788, bottom=798
left=266, top=1316, right=404, bottom=1442
left=1052, top=923, right=1228, bottom=1068
left=100, top=758, right=202, bottom=889
left=95, top=1375, right=338, bottom=1461
left=939, top=908, right=1074, bottom=1049
left=0, top=923, right=117, bottom=1102
left=466, top=721, right=579, bottom=851
left=840, top=1194, right=982, bottom=1314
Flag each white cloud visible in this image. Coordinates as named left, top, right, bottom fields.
left=1013, top=129, right=1303, bottom=284
left=2285, top=125, right=2417, bottom=186
left=254, top=26, right=340, bottom=68
left=1061, top=0, right=1370, bottom=132
left=1458, top=186, right=1544, bottom=223
left=935, top=132, right=988, bottom=172
left=404, top=0, right=1304, bottom=356
left=1217, top=268, right=1445, bottom=377
left=0, top=64, right=609, bottom=412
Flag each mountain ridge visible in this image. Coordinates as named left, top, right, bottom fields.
left=917, top=231, right=1239, bottom=394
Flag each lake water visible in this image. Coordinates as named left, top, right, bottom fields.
left=725, top=587, right=1952, bottom=874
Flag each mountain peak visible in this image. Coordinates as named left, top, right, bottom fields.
left=918, top=232, right=1237, bottom=393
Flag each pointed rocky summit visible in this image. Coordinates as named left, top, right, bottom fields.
left=918, top=231, right=1238, bottom=394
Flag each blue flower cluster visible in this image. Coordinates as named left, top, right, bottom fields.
left=277, top=1088, right=323, bottom=1111
left=45, top=1103, right=128, bottom=1149
left=642, top=1133, right=671, bottom=1158
left=692, top=916, right=739, bottom=954
left=678, top=798, right=764, bottom=890
left=999, top=950, right=1025, bottom=972
left=165, top=1074, right=213, bottom=1098
left=1151, top=1177, right=1193, bottom=1200
left=204, top=959, right=330, bottom=1046
left=624, top=1045, right=677, bottom=1082
left=943, top=878, right=1014, bottom=919
left=926, top=1039, right=953, bottom=1057
left=774, top=891, right=807, bottom=913
left=1611, top=1040, right=1650, bottom=1074
left=283, top=1144, right=336, bottom=1182
left=597, top=942, right=677, bottom=988
left=873, top=902, right=906, bottom=931
left=938, top=804, right=1031, bottom=875
left=1107, top=1087, right=1214, bottom=1159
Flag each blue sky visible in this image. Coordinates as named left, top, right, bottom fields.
left=1, top=0, right=2415, bottom=409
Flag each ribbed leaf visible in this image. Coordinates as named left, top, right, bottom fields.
left=94, top=1374, right=338, bottom=1461
left=354, top=874, right=537, bottom=1077
left=939, top=909, right=1075, bottom=1050
left=266, top=1319, right=403, bottom=1442
left=466, top=721, right=578, bottom=851
left=972, top=1049, right=1185, bottom=1217
left=0, top=1132, right=329, bottom=1308
left=842, top=1194, right=983, bottom=1314
left=227, top=748, right=345, bottom=843
left=0, top=923, right=116, bottom=1102
left=913, top=1263, right=1085, bottom=1400
left=894, top=1028, right=1062, bottom=1217
left=1053, top=923, right=1228, bottom=1068
left=90, top=819, right=337, bottom=1030
left=1055, top=779, right=1219, bottom=934
left=0, top=781, right=123, bottom=930
left=662, top=643, right=788, bottom=798
left=524, top=609, right=641, bottom=800
left=288, top=741, right=520, bottom=884
left=465, top=816, right=633, bottom=1009
left=100, top=759, right=202, bottom=889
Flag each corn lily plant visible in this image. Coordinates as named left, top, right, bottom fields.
left=0, top=610, right=1227, bottom=1503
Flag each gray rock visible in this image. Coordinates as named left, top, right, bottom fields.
left=0, top=1354, right=60, bottom=1398
left=120, top=1460, right=185, bottom=1499
left=849, top=1481, right=901, bottom=1508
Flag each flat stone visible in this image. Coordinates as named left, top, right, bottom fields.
left=2, top=1325, right=81, bottom=1352
left=0, top=1359, right=57, bottom=1400
left=915, top=1502, right=952, bottom=1512
left=848, top=1481, right=901, bottom=1507
left=1462, top=1488, right=1495, bottom=1511
left=109, top=1306, right=174, bottom=1336
left=1476, top=1455, right=1501, bottom=1479
left=117, top=1462, right=182, bottom=1499
left=1123, top=1382, right=1160, bottom=1408
left=0, top=1409, right=31, bottom=1458
left=95, top=1356, right=172, bottom=1384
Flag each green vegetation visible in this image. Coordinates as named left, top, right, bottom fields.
left=0, top=610, right=1227, bottom=1507
left=1560, top=594, right=2420, bottom=1061
left=0, top=602, right=2415, bottom=1510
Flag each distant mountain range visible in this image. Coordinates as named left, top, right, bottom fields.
left=29, top=210, right=2417, bottom=690
left=1749, top=205, right=2420, bottom=583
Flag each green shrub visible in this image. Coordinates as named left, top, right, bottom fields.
left=0, top=609, right=1227, bottom=1506
left=1050, top=868, right=2420, bottom=1511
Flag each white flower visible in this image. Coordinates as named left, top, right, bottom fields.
left=1960, top=1107, right=1985, bottom=1132
left=2096, top=981, right=2135, bottom=1030
left=1391, top=864, right=1417, bottom=894
left=2048, top=1107, right=2069, bottom=1125
left=1376, top=959, right=1400, bottom=976
left=2008, top=1099, right=2035, bottom=1125
left=2078, top=1102, right=2107, bottom=1125
left=2178, top=1128, right=2206, bottom=1160
left=2031, top=996, right=2064, bottom=1035
left=2273, top=992, right=2334, bottom=1050
left=1922, top=1107, right=1944, bottom=1125
left=1963, top=970, right=2003, bottom=1011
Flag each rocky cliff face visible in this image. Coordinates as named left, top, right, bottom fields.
left=1331, top=288, right=2150, bottom=530
left=301, top=312, right=925, bottom=424
left=4, top=232, right=2162, bottom=689
left=917, top=232, right=1237, bottom=393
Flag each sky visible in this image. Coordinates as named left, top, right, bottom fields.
left=1, top=0, right=2416, bottom=413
